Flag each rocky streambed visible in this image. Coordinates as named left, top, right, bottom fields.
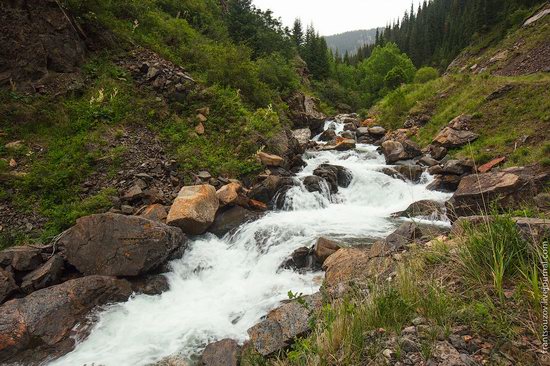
left=0, top=114, right=548, bottom=366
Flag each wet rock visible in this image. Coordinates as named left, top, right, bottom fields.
left=446, top=166, right=548, bottom=219
left=0, top=276, right=132, bottom=364
left=319, top=129, right=337, bottom=142
left=20, top=255, right=64, bottom=294
left=130, top=274, right=169, bottom=296
left=385, top=222, right=423, bottom=250
left=167, top=185, right=219, bottom=235
left=0, top=246, right=43, bottom=272
left=280, top=247, right=316, bottom=271
left=394, top=164, right=424, bottom=182
left=334, top=138, right=356, bottom=151
left=393, top=200, right=446, bottom=218
left=247, top=293, right=321, bottom=355
left=257, top=152, right=284, bottom=167
left=209, top=206, right=261, bottom=238
left=442, top=159, right=475, bottom=176
left=200, top=339, right=240, bottom=366
left=60, top=213, right=186, bottom=276
left=313, top=164, right=352, bottom=193
left=0, top=268, right=18, bottom=303
left=303, top=175, right=327, bottom=194
left=427, top=175, right=463, bottom=192
left=339, top=131, right=355, bottom=140
left=139, top=204, right=169, bottom=222
left=313, top=237, right=341, bottom=265
left=381, top=140, right=421, bottom=164
left=248, top=176, right=295, bottom=207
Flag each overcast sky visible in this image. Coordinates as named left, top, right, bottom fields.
left=253, top=0, right=421, bottom=36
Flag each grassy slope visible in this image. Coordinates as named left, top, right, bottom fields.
left=0, top=1, right=293, bottom=245
left=371, top=11, right=550, bottom=168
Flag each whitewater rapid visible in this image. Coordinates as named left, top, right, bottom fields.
left=50, top=121, right=451, bottom=366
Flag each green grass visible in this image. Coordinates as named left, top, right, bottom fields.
left=371, top=73, right=550, bottom=167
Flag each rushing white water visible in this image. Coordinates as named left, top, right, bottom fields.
left=50, top=122, right=451, bottom=366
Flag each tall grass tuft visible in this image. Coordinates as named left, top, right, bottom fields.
left=457, top=214, right=539, bottom=300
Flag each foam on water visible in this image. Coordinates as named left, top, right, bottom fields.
left=50, top=121, right=451, bottom=366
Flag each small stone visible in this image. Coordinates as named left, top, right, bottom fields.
left=402, top=326, right=416, bottom=336
left=121, top=205, right=135, bottom=215
left=195, top=122, right=205, bottom=135
left=196, top=113, right=207, bottom=123
left=5, top=140, right=24, bottom=150
left=383, top=349, right=394, bottom=359
left=197, top=171, right=212, bottom=180
left=400, top=337, right=420, bottom=353
left=9, top=159, right=17, bottom=168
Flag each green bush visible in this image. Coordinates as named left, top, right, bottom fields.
left=414, top=67, right=440, bottom=84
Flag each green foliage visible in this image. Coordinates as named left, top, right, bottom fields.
left=457, top=215, right=539, bottom=300
left=256, top=54, right=300, bottom=98
left=414, top=67, right=440, bottom=84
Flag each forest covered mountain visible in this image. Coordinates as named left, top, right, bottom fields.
left=324, top=28, right=379, bottom=56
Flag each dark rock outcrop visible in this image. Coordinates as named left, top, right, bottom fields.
left=0, top=0, right=86, bottom=93
left=286, top=93, right=326, bottom=134
left=248, top=175, right=296, bottom=208
left=60, top=213, right=186, bottom=276
left=0, top=276, right=132, bottom=364
left=313, top=164, right=352, bottom=193
left=0, top=268, right=18, bottom=303
left=20, top=255, right=64, bottom=294
left=209, top=206, right=261, bottom=237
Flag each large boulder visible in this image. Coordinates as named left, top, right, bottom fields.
left=313, top=237, right=341, bottom=265
left=0, top=276, right=132, bottom=364
left=167, top=185, right=219, bottom=235
left=216, top=182, right=247, bottom=207
left=433, top=115, right=479, bottom=148
left=200, top=339, right=240, bottom=366
left=446, top=166, right=548, bottom=220
left=381, top=140, right=422, bottom=164
left=323, top=246, right=395, bottom=297
left=393, top=164, right=424, bottom=183
left=208, top=206, right=261, bottom=237
left=318, top=129, right=337, bottom=142
left=60, top=213, right=186, bottom=276
left=248, top=175, right=295, bottom=207
left=313, top=164, right=352, bottom=193
left=287, top=93, right=326, bottom=134
left=247, top=293, right=322, bottom=356
left=303, top=175, right=328, bottom=194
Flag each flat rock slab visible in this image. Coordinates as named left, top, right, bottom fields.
left=60, top=213, right=186, bottom=276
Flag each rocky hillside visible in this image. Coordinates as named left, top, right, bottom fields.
left=370, top=3, right=550, bottom=172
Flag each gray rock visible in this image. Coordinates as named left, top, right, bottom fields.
left=60, top=213, right=186, bottom=277
left=21, top=255, right=64, bottom=294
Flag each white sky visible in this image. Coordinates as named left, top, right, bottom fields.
left=253, top=0, right=421, bottom=36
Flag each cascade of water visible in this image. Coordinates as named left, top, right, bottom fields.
left=51, top=121, right=451, bottom=366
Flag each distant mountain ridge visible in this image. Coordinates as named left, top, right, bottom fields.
left=324, top=28, right=380, bottom=55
